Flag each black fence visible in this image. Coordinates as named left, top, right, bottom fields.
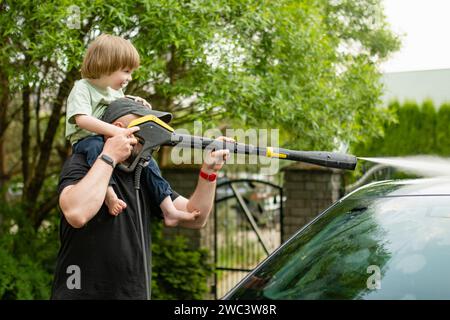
left=213, top=178, right=283, bottom=299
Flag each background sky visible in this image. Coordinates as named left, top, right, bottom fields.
left=381, top=0, right=450, bottom=73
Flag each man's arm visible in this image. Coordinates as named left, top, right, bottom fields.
left=172, top=171, right=217, bottom=229
left=59, top=160, right=113, bottom=228
left=174, top=137, right=233, bottom=229
left=59, top=127, right=139, bottom=228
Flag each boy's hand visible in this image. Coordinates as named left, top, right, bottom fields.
left=112, top=126, right=129, bottom=137
left=126, top=95, right=152, bottom=109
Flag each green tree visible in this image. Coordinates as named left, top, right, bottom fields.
left=436, top=103, right=450, bottom=156
left=419, top=100, right=436, bottom=154
left=1, top=1, right=400, bottom=224
left=395, top=101, right=422, bottom=155
left=352, top=100, right=447, bottom=158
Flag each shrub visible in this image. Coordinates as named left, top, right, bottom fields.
left=151, top=220, right=213, bottom=300
left=352, top=100, right=443, bottom=157
left=0, top=203, right=57, bottom=299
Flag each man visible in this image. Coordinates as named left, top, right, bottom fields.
left=51, top=99, right=230, bottom=299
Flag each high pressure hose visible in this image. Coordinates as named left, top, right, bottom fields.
left=134, top=159, right=151, bottom=300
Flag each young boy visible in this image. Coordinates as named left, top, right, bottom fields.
left=65, top=34, right=199, bottom=226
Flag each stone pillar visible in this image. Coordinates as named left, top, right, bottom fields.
left=282, top=163, right=343, bottom=242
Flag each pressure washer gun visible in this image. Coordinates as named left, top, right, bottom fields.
left=118, top=115, right=358, bottom=172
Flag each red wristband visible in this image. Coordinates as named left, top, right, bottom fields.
left=199, top=169, right=217, bottom=182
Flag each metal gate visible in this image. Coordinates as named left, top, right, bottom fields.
left=213, top=178, right=283, bottom=299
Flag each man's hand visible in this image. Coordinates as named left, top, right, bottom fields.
left=126, top=95, right=152, bottom=109
left=102, top=127, right=139, bottom=164
left=174, top=136, right=235, bottom=229
left=202, top=136, right=235, bottom=174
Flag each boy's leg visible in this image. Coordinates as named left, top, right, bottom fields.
left=143, top=158, right=173, bottom=206
left=73, top=135, right=125, bottom=215
left=159, top=196, right=200, bottom=227
left=105, top=186, right=127, bottom=216
left=73, top=135, right=117, bottom=186
left=143, top=158, right=199, bottom=226
left=72, top=135, right=104, bottom=167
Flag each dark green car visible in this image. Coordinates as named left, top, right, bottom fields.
left=224, top=178, right=450, bottom=300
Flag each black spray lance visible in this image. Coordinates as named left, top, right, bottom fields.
left=119, top=115, right=358, bottom=173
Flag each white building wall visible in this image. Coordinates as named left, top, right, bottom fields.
left=381, top=68, right=450, bottom=107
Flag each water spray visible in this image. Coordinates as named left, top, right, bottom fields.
left=359, top=156, right=450, bottom=177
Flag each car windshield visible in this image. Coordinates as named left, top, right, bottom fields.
left=226, top=194, right=450, bottom=300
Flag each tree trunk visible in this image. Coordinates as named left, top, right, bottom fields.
left=34, top=193, right=59, bottom=230
left=24, top=21, right=91, bottom=229
left=21, top=87, right=31, bottom=191
left=0, top=68, right=10, bottom=196
left=25, top=68, right=78, bottom=225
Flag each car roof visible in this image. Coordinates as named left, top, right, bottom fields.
left=347, top=177, right=450, bottom=198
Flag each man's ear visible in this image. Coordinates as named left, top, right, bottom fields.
left=113, top=121, right=126, bottom=128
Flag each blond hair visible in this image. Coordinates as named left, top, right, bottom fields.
left=81, top=34, right=140, bottom=79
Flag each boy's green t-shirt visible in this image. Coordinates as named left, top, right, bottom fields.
left=65, top=79, right=124, bottom=145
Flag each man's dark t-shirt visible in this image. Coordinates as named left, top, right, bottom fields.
left=51, top=154, right=179, bottom=300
